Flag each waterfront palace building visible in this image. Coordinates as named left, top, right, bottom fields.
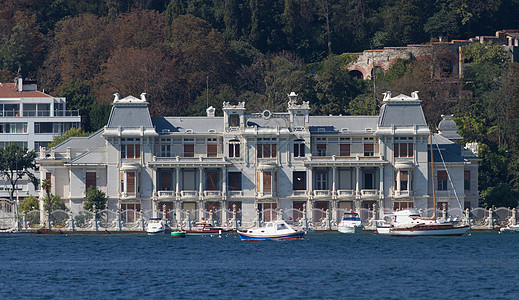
left=37, top=91, right=479, bottom=225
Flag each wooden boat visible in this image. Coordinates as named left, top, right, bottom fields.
left=337, top=212, right=363, bottom=234
left=183, top=221, right=233, bottom=236
left=388, top=134, right=469, bottom=237
left=237, top=220, right=305, bottom=241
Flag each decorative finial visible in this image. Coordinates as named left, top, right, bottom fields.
left=113, top=93, right=120, bottom=102
left=140, top=93, right=146, bottom=102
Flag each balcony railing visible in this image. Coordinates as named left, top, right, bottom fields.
left=228, top=191, right=243, bottom=197
left=158, top=191, right=176, bottom=198
left=393, top=190, right=413, bottom=198
left=203, top=190, right=221, bottom=198
left=360, top=189, right=378, bottom=198
left=313, top=190, right=331, bottom=197
left=19, top=110, right=80, bottom=117
left=180, top=191, right=198, bottom=198
left=291, top=190, right=307, bottom=197
left=337, top=189, right=355, bottom=198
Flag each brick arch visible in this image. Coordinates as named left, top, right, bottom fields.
left=347, top=65, right=367, bottom=79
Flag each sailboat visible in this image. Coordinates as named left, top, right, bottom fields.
left=389, top=134, right=469, bottom=236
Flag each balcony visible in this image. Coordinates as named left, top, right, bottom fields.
left=337, top=189, right=355, bottom=198
left=313, top=190, right=331, bottom=198
left=393, top=190, right=413, bottom=198
left=203, top=190, right=221, bottom=198
left=228, top=191, right=243, bottom=197
left=20, top=110, right=80, bottom=117
left=121, top=192, right=139, bottom=199
left=360, top=189, right=378, bottom=199
left=291, top=190, right=307, bottom=197
left=180, top=191, right=198, bottom=198
left=158, top=190, right=176, bottom=198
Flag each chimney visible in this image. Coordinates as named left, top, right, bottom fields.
left=206, top=106, right=215, bottom=117
left=17, top=77, right=23, bottom=92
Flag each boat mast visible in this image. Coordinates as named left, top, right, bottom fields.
left=430, top=132, right=437, bottom=221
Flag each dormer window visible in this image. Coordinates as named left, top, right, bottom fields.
left=229, top=114, right=240, bottom=127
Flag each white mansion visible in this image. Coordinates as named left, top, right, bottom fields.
left=37, top=92, right=479, bottom=225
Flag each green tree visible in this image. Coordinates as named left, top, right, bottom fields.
left=347, top=94, right=378, bottom=115
left=19, top=195, right=39, bottom=212
left=0, top=143, right=38, bottom=212
left=83, top=186, right=107, bottom=212
left=48, top=127, right=90, bottom=148
left=59, top=80, right=96, bottom=130
left=480, top=183, right=519, bottom=209
left=311, top=55, right=365, bottom=115
left=43, top=194, right=66, bottom=211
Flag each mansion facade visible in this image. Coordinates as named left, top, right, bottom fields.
left=36, top=92, right=479, bottom=225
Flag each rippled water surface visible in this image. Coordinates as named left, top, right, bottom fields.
left=1, top=231, right=519, bottom=299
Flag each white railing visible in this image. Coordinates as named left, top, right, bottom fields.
left=203, top=191, right=221, bottom=198
left=158, top=191, right=176, bottom=198
left=360, top=189, right=378, bottom=198
left=337, top=190, right=355, bottom=198
left=313, top=190, right=331, bottom=197
left=180, top=191, right=198, bottom=198
left=228, top=191, right=243, bottom=197
left=292, top=190, right=307, bottom=197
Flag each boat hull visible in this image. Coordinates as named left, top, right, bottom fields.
left=338, top=226, right=363, bottom=234
left=184, top=229, right=233, bottom=236
left=237, top=231, right=305, bottom=241
left=376, top=226, right=391, bottom=235
left=390, top=225, right=469, bottom=236
left=170, top=231, right=186, bottom=238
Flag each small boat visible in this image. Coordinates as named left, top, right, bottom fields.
left=390, top=222, right=469, bottom=236
left=170, top=230, right=186, bottom=238
left=500, top=224, right=519, bottom=233
left=386, top=134, right=469, bottom=237
left=376, top=209, right=424, bottom=235
left=183, top=220, right=233, bottom=236
left=337, top=211, right=363, bottom=234
left=237, top=220, right=305, bottom=241
left=146, top=218, right=169, bottom=235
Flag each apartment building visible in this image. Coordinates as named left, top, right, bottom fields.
left=36, top=92, right=478, bottom=225
left=0, top=77, right=81, bottom=199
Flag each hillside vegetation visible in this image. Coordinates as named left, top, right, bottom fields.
left=0, top=0, right=518, bottom=207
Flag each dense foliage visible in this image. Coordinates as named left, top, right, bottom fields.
left=1, top=0, right=518, bottom=207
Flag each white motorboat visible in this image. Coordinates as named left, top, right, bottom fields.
left=146, top=218, right=169, bottom=235
left=237, top=220, right=305, bottom=241
left=337, top=211, right=363, bottom=234
left=500, top=224, right=519, bottom=233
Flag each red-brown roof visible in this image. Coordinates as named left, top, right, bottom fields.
left=0, top=83, right=51, bottom=98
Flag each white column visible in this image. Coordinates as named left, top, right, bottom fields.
left=379, top=166, right=384, bottom=197
left=308, top=167, right=313, bottom=196
left=199, top=167, right=203, bottom=198
left=355, top=166, right=360, bottom=196
left=332, top=166, right=337, bottom=196
left=222, top=167, right=227, bottom=198
left=175, top=167, right=180, bottom=198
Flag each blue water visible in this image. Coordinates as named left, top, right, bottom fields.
left=1, top=232, right=519, bottom=299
